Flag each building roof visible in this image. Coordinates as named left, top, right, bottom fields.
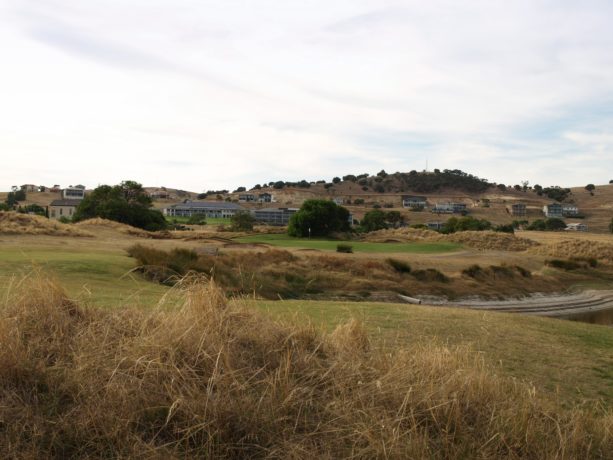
left=168, top=201, right=244, bottom=210
left=50, top=199, right=82, bottom=207
left=255, top=207, right=299, bottom=213
left=402, top=195, right=427, bottom=200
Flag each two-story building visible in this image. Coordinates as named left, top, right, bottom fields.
left=49, top=186, right=86, bottom=220
left=432, top=202, right=467, bottom=214
left=164, top=201, right=244, bottom=218
left=543, top=203, right=564, bottom=218
left=253, top=208, right=298, bottom=226
left=562, top=204, right=580, bottom=217
left=238, top=194, right=256, bottom=202
left=402, top=195, right=427, bottom=209
left=510, top=203, right=527, bottom=216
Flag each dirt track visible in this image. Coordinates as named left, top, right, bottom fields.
left=442, top=290, right=613, bottom=317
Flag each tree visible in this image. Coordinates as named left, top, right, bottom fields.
left=585, top=184, right=596, bottom=192
left=273, top=181, right=285, bottom=189
left=360, top=210, right=387, bottom=232
left=73, top=180, right=166, bottom=231
left=332, top=177, right=341, bottom=184
left=234, top=186, right=246, bottom=193
left=230, top=211, right=255, bottom=231
left=288, top=200, right=350, bottom=237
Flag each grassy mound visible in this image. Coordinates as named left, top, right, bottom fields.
left=363, top=228, right=538, bottom=252
left=1, top=274, right=611, bottom=458
left=74, top=217, right=154, bottom=238
left=127, top=245, right=560, bottom=299
left=530, top=239, right=613, bottom=262
left=0, top=211, right=93, bottom=237
left=440, top=231, right=539, bottom=251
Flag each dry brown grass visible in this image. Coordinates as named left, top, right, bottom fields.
left=363, top=228, right=539, bottom=251
left=127, top=245, right=568, bottom=300
left=0, top=273, right=611, bottom=458
left=75, top=217, right=154, bottom=237
left=439, top=231, right=539, bottom=251
left=530, top=239, right=613, bottom=262
left=0, top=211, right=93, bottom=237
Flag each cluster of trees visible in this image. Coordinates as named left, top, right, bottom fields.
left=288, top=200, right=350, bottom=237
left=359, top=210, right=405, bottom=232
left=397, top=169, right=491, bottom=193
left=530, top=185, right=571, bottom=202
left=526, top=218, right=567, bottom=231
left=73, top=181, right=167, bottom=231
left=440, top=216, right=493, bottom=234
left=1, top=189, right=27, bottom=209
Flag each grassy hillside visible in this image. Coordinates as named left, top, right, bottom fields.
left=257, top=298, right=613, bottom=407
left=1, top=275, right=611, bottom=458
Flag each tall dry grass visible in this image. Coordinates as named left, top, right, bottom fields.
left=127, top=245, right=563, bottom=300
left=0, top=273, right=611, bottom=458
left=362, top=228, right=539, bottom=252
left=530, top=239, right=613, bottom=263
left=0, top=211, right=93, bottom=237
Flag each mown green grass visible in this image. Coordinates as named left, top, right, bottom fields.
left=236, top=233, right=461, bottom=253
left=0, top=247, right=170, bottom=308
left=254, top=298, right=613, bottom=407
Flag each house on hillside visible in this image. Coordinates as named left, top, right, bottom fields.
left=332, top=197, right=344, bottom=205
left=258, top=192, right=273, bottom=203
left=164, top=201, right=244, bottom=218
left=254, top=207, right=298, bottom=226
left=49, top=200, right=81, bottom=220
left=49, top=186, right=86, bottom=220
left=432, top=202, right=467, bottom=214
left=62, top=187, right=86, bottom=200
left=20, top=184, right=38, bottom=193
left=238, top=193, right=256, bottom=202
left=565, top=223, right=588, bottom=232
left=562, top=204, right=580, bottom=217
left=543, top=203, right=563, bottom=218
left=510, top=203, right=527, bottom=216
left=149, top=189, right=169, bottom=199
left=426, top=222, right=444, bottom=231
left=50, top=185, right=61, bottom=193
left=402, top=195, right=427, bottom=209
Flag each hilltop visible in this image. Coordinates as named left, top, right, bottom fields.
left=3, top=170, right=612, bottom=232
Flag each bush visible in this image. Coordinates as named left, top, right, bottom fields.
left=412, top=268, right=449, bottom=283
left=354, top=198, right=365, bottom=205
left=494, top=224, right=515, bottom=234
left=387, top=258, right=411, bottom=274
left=230, top=211, right=255, bottom=231
left=336, top=243, right=353, bottom=253
left=462, top=264, right=483, bottom=278
left=546, top=259, right=581, bottom=270
left=187, top=215, right=206, bottom=225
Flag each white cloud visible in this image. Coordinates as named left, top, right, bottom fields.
left=1, top=0, right=613, bottom=191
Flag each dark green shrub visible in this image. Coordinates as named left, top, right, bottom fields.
left=412, top=268, right=449, bottom=283
left=336, top=244, right=353, bottom=253
left=387, top=258, right=411, bottom=274
left=545, top=259, right=581, bottom=270
left=462, top=264, right=483, bottom=278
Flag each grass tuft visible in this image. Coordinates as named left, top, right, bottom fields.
left=0, top=273, right=611, bottom=458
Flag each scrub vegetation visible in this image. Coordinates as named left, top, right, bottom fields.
left=1, top=274, right=611, bottom=458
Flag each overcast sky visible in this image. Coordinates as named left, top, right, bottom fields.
left=1, top=0, right=613, bottom=192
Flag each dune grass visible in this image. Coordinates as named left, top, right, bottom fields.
left=236, top=233, right=462, bottom=253
left=255, top=298, right=613, bottom=408
left=1, top=274, right=611, bottom=458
